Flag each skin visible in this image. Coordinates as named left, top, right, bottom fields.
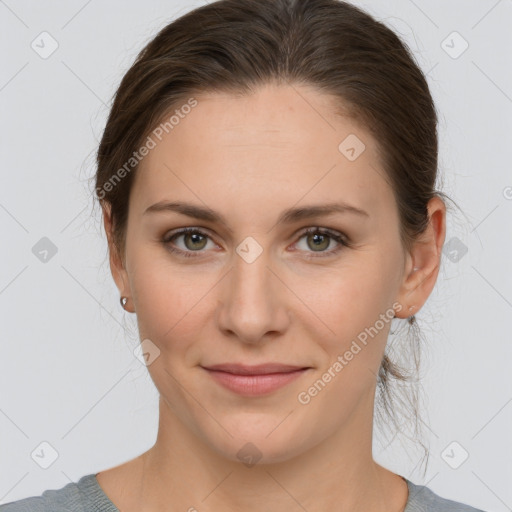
left=97, top=82, right=446, bottom=512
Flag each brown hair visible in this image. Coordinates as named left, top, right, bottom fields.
left=94, top=0, right=455, bottom=474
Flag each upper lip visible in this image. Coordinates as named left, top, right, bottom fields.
left=202, top=363, right=310, bottom=375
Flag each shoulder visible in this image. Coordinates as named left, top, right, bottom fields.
left=405, top=479, right=487, bottom=512
left=0, top=474, right=117, bottom=512
left=0, top=479, right=81, bottom=512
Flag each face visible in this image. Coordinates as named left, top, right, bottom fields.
left=106, top=83, right=435, bottom=464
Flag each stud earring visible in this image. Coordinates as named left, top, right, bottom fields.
left=120, top=296, right=128, bottom=310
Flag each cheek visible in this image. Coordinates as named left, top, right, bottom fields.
left=129, top=253, right=219, bottom=362
left=294, top=260, right=389, bottom=332
left=293, top=268, right=394, bottom=421
left=292, top=257, right=396, bottom=374
left=129, top=261, right=212, bottom=407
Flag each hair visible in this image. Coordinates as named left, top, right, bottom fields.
left=93, top=0, right=457, bottom=476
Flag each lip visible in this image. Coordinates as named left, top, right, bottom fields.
left=203, top=363, right=308, bottom=375
left=201, top=363, right=311, bottom=396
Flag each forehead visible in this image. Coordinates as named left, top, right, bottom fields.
left=132, top=83, right=395, bottom=223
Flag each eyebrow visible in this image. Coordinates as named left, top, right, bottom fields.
left=143, top=200, right=369, bottom=230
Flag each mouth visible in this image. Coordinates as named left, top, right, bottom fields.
left=200, top=363, right=312, bottom=396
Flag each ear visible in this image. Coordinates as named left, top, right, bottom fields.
left=394, top=196, right=446, bottom=319
left=102, top=203, right=135, bottom=313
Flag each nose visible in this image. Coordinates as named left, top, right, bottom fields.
left=216, top=246, right=291, bottom=345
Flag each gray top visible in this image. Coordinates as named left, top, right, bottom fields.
left=0, top=473, right=486, bottom=511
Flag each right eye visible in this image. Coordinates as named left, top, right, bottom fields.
left=162, top=227, right=217, bottom=258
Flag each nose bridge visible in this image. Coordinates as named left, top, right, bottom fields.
left=217, top=238, right=288, bottom=342
left=232, top=244, right=273, bottom=304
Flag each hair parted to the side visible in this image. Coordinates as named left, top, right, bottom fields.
left=93, top=0, right=458, bottom=477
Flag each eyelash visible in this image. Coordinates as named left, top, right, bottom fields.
left=162, top=227, right=350, bottom=259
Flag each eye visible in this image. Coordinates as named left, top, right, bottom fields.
left=293, top=227, right=349, bottom=258
left=162, top=227, right=217, bottom=258
left=162, top=226, right=350, bottom=259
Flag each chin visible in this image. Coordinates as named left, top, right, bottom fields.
left=201, top=416, right=312, bottom=467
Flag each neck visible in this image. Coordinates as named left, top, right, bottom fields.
left=135, top=392, right=409, bottom=512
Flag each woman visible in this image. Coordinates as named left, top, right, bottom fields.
left=0, top=0, right=487, bottom=510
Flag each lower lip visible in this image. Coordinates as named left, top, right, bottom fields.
left=203, top=368, right=309, bottom=396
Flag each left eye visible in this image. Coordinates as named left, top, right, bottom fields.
left=162, top=227, right=348, bottom=259
left=294, top=227, right=348, bottom=257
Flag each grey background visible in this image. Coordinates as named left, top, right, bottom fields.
left=1, top=0, right=511, bottom=509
